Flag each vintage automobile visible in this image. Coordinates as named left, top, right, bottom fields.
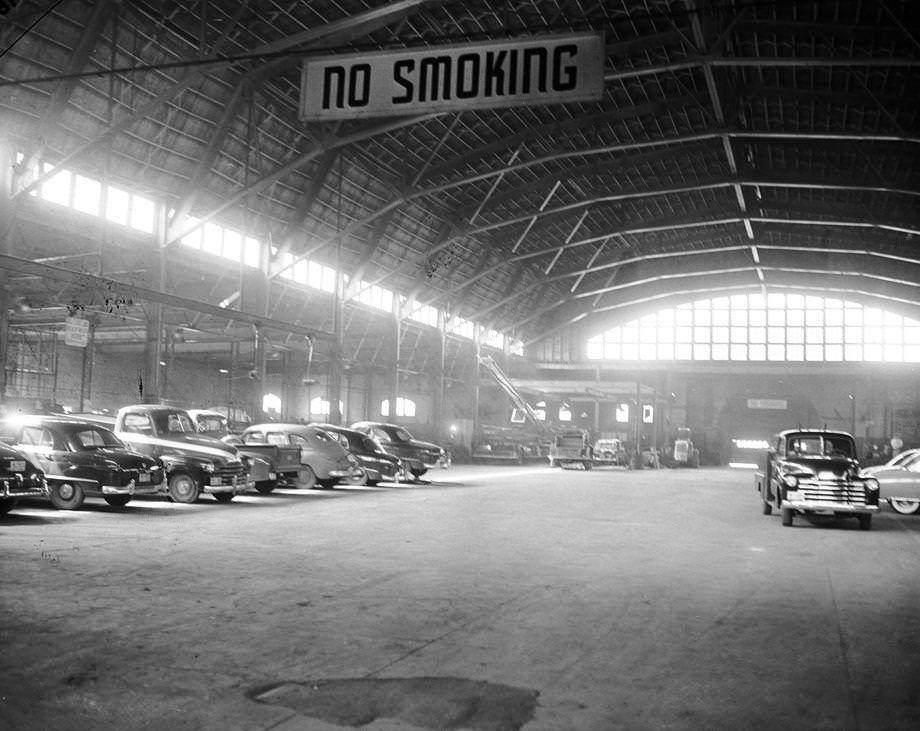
left=239, top=423, right=360, bottom=488
left=0, top=441, right=49, bottom=514
left=312, top=423, right=404, bottom=486
left=113, top=404, right=249, bottom=503
left=187, top=408, right=301, bottom=493
left=0, top=415, right=165, bottom=510
left=349, top=421, right=449, bottom=479
left=755, top=429, right=880, bottom=530
left=861, top=449, right=920, bottom=515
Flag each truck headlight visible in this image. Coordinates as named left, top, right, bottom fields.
left=782, top=474, right=798, bottom=488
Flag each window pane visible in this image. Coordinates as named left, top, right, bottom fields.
left=713, top=327, right=729, bottom=344
left=749, top=343, right=766, bottom=360
left=712, top=344, right=729, bottom=360
left=768, top=343, right=785, bottom=361
left=730, top=344, right=747, bottom=360
left=223, top=229, right=242, bottom=262
left=41, top=168, right=71, bottom=206
left=730, top=326, right=746, bottom=343
left=203, top=222, right=223, bottom=256
left=845, top=344, right=863, bottom=361
left=825, top=344, right=843, bottom=361
left=749, top=327, right=766, bottom=344
left=106, top=186, right=131, bottom=225
left=805, top=344, right=823, bottom=361
left=657, top=343, right=674, bottom=360
left=130, top=195, right=156, bottom=233
left=712, top=309, right=729, bottom=326
left=676, top=343, right=693, bottom=360
left=787, top=344, right=804, bottom=361
left=243, top=236, right=261, bottom=267
left=787, top=309, right=804, bottom=326
left=694, top=343, right=711, bottom=360
left=72, top=174, right=101, bottom=215
left=693, top=326, right=710, bottom=343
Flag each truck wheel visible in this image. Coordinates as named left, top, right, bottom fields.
left=104, top=495, right=131, bottom=507
left=254, top=480, right=276, bottom=494
left=50, top=482, right=85, bottom=510
left=761, top=500, right=772, bottom=515
left=857, top=514, right=872, bottom=531
left=213, top=492, right=234, bottom=503
left=295, top=466, right=317, bottom=489
left=0, top=498, right=17, bottom=515
left=167, top=473, right=200, bottom=503
left=888, top=498, right=920, bottom=515
left=781, top=507, right=794, bottom=526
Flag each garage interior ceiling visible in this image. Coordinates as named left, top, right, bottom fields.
left=1, top=0, right=918, bottom=376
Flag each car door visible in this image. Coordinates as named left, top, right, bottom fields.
left=878, top=453, right=920, bottom=500
left=14, top=424, right=64, bottom=477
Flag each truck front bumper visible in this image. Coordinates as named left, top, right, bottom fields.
left=782, top=499, right=879, bottom=515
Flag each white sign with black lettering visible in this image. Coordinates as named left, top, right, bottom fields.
left=300, top=32, right=605, bottom=120
left=64, top=316, right=89, bottom=347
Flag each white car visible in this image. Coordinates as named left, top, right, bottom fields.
left=862, top=450, right=920, bottom=514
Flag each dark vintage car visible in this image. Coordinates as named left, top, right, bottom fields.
left=239, top=423, right=360, bottom=489
left=755, top=429, right=880, bottom=530
left=349, top=421, right=449, bottom=479
left=861, top=449, right=920, bottom=515
left=0, top=441, right=49, bottom=514
left=0, top=415, right=165, bottom=510
left=312, top=423, right=404, bottom=485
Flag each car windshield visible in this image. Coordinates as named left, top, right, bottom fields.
left=392, top=427, right=413, bottom=442
left=153, top=411, right=196, bottom=434
left=788, top=435, right=852, bottom=458
left=196, top=415, right=226, bottom=433
left=71, top=426, right=123, bottom=449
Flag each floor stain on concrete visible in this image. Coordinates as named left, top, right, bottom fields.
left=248, top=676, right=539, bottom=730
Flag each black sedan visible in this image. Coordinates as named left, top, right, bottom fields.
left=0, top=416, right=165, bottom=509
left=312, top=423, right=404, bottom=486
left=0, top=441, right=48, bottom=514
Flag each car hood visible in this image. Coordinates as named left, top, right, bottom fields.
left=780, top=456, right=857, bottom=476
left=74, top=448, right=159, bottom=469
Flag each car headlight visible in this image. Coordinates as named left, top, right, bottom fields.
left=200, top=461, right=215, bottom=473
left=782, top=474, right=798, bottom=488
left=864, top=477, right=880, bottom=492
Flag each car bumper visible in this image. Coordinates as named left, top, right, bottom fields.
left=782, top=499, right=879, bottom=515
left=101, top=479, right=163, bottom=496
left=1, top=482, right=49, bottom=499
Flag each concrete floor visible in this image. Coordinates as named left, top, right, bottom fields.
left=2, top=464, right=919, bottom=731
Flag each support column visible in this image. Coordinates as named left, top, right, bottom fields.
left=0, top=139, right=15, bottom=399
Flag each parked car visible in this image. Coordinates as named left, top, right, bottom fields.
left=188, top=408, right=301, bottom=493
left=349, top=421, right=449, bottom=479
left=239, top=423, right=360, bottom=488
left=861, top=449, right=920, bottom=515
left=312, top=423, right=404, bottom=485
left=755, top=429, right=880, bottom=530
left=113, top=404, right=249, bottom=503
left=0, top=415, right=165, bottom=510
left=0, top=441, right=49, bottom=514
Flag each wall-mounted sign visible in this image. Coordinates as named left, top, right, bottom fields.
left=747, top=399, right=788, bottom=410
left=300, top=32, right=605, bottom=120
left=64, top=316, right=89, bottom=347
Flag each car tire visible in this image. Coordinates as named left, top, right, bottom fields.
left=213, top=492, right=234, bottom=503
left=167, top=473, right=200, bottom=504
left=781, top=507, right=794, bottom=526
left=857, top=514, right=872, bottom=530
left=888, top=498, right=920, bottom=515
left=761, top=500, right=772, bottom=515
left=254, top=480, right=276, bottom=494
left=346, top=469, right=368, bottom=486
left=50, top=482, right=85, bottom=510
left=104, top=495, right=131, bottom=507
left=295, top=466, right=317, bottom=489
left=0, top=498, right=17, bottom=515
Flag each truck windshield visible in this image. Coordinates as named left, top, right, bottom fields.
left=153, top=411, right=196, bottom=434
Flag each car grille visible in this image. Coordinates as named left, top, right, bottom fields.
left=213, top=463, right=247, bottom=484
left=798, top=478, right=867, bottom=506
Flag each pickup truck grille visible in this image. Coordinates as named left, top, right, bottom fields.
left=213, top=463, right=247, bottom=484
left=797, top=478, right=867, bottom=506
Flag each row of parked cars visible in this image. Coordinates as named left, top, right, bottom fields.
left=0, top=403, right=450, bottom=513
